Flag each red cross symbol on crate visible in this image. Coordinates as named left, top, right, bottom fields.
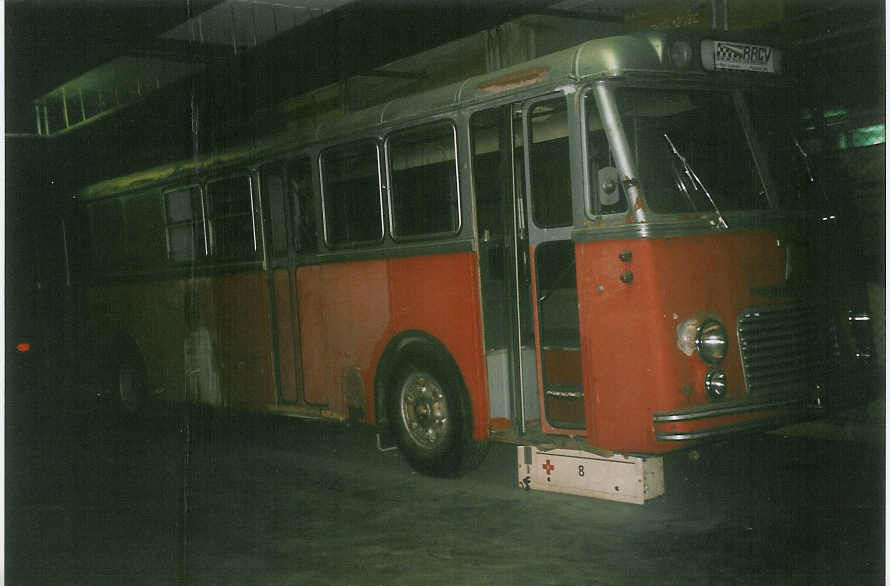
left=542, top=459, right=555, bottom=475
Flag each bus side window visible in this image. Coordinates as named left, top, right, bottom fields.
left=320, top=140, right=383, bottom=247
left=287, top=157, right=317, bottom=253
left=206, top=175, right=257, bottom=261
left=260, top=163, right=289, bottom=258
left=528, top=97, right=572, bottom=227
left=387, top=121, right=460, bottom=239
left=163, top=185, right=205, bottom=263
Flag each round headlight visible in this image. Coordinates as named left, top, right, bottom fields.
left=705, top=369, right=727, bottom=401
left=696, top=319, right=728, bottom=364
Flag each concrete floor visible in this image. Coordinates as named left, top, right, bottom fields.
left=6, top=398, right=885, bottom=585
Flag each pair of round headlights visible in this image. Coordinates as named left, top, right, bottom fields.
left=696, top=319, right=729, bottom=401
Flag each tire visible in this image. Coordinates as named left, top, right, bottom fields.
left=388, top=353, right=488, bottom=477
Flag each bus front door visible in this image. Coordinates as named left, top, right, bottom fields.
left=524, top=95, right=584, bottom=431
left=471, top=95, right=585, bottom=437
left=471, top=104, right=539, bottom=435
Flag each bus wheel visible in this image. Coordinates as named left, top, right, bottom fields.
left=116, top=357, right=147, bottom=416
left=390, top=361, right=471, bottom=477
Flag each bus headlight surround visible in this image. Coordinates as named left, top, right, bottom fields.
left=705, top=369, right=727, bottom=401
left=696, top=318, right=728, bottom=364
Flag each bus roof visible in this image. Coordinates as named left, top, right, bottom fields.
left=79, top=31, right=779, bottom=200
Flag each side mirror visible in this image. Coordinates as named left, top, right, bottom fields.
left=597, top=166, right=620, bottom=207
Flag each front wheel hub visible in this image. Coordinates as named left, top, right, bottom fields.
left=399, top=372, right=450, bottom=450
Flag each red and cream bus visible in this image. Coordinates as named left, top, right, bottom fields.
left=75, top=31, right=831, bottom=477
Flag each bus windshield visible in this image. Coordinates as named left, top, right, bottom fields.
left=610, top=87, right=771, bottom=214
left=746, top=90, right=819, bottom=210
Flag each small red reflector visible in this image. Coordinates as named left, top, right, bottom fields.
left=16, top=342, right=31, bottom=353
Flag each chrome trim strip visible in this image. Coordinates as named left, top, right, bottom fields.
left=655, top=413, right=810, bottom=441
left=573, top=221, right=714, bottom=242
left=311, top=238, right=474, bottom=265
left=573, top=213, right=786, bottom=243
left=750, top=285, right=811, bottom=298
left=578, top=209, right=800, bottom=241
left=86, top=240, right=476, bottom=283
left=652, top=397, right=803, bottom=423
left=85, top=260, right=266, bottom=284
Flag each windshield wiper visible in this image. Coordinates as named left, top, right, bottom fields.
left=792, top=135, right=815, bottom=184
left=664, top=133, right=728, bottom=229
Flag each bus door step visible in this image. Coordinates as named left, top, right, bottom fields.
left=517, top=445, right=664, bottom=504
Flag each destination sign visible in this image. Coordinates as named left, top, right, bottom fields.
left=701, top=40, right=779, bottom=73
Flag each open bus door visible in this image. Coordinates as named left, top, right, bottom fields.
left=471, top=93, right=584, bottom=438
left=523, top=95, right=585, bottom=432
left=472, top=94, right=665, bottom=503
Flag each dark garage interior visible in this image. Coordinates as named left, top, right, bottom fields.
left=5, top=1, right=886, bottom=584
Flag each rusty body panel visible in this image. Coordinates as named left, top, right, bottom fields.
left=296, top=251, right=488, bottom=437
left=211, top=272, right=276, bottom=410
left=386, top=252, right=489, bottom=440
left=83, top=270, right=275, bottom=410
left=575, top=230, right=788, bottom=453
left=83, top=249, right=486, bottom=437
left=297, top=259, right=391, bottom=413
left=272, top=268, right=302, bottom=404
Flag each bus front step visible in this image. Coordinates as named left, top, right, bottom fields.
left=517, top=446, right=664, bottom=505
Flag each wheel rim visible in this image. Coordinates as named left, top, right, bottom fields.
left=399, top=371, right=450, bottom=450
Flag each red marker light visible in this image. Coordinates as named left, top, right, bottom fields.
left=16, top=342, right=31, bottom=353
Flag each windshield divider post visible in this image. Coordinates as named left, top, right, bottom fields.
left=731, top=91, right=777, bottom=209
left=593, top=83, right=647, bottom=224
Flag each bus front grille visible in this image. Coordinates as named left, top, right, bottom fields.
left=737, top=303, right=829, bottom=398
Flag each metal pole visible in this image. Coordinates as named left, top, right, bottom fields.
left=593, top=82, right=647, bottom=223
left=79, top=89, right=86, bottom=122
left=230, top=2, right=238, bottom=55
left=250, top=0, right=258, bottom=47
left=62, top=86, right=70, bottom=128
left=271, top=3, right=278, bottom=35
